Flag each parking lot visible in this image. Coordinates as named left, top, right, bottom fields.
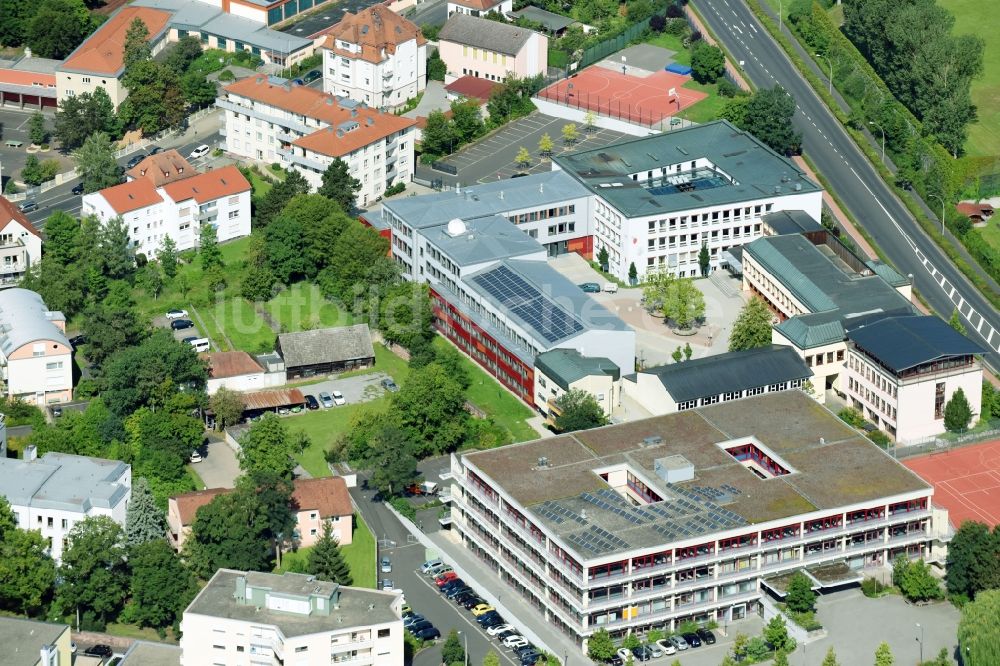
left=0, top=108, right=75, bottom=184
left=423, top=112, right=631, bottom=187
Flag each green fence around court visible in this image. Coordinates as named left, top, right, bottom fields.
left=578, top=21, right=650, bottom=69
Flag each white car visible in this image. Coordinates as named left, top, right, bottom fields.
left=165, top=308, right=189, bottom=319
left=486, top=623, right=514, bottom=637
left=655, top=639, right=678, bottom=656
left=189, top=144, right=210, bottom=160
left=332, top=390, right=346, bottom=406
left=189, top=451, right=203, bottom=463
left=502, top=635, right=527, bottom=649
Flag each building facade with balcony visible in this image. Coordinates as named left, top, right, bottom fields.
left=0, top=196, right=42, bottom=285
left=0, top=448, right=131, bottom=564
left=0, top=288, right=72, bottom=405
left=438, top=14, right=547, bottom=83
left=318, top=6, right=427, bottom=110
left=180, top=570, right=404, bottom=666
left=82, top=164, right=251, bottom=257
left=844, top=314, right=984, bottom=442
left=219, top=75, right=415, bottom=206
left=447, top=391, right=944, bottom=651
left=552, top=120, right=824, bottom=282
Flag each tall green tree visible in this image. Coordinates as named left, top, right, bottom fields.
left=26, top=0, right=93, bottom=59
left=959, top=590, right=1000, bottom=666
left=58, top=516, right=129, bottom=623
left=29, top=112, right=47, bottom=146
left=164, top=36, right=204, bottom=74
left=554, top=389, right=608, bottom=432
left=729, top=297, right=774, bottom=351
left=199, top=223, right=223, bottom=271
left=318, top=158, right=361, bottom=212
left=122, top=18, right=152, bottom=81
left=125, top=477, right=166, bottom=547
left=363, top=426, right=419, bottom=497
left=763, top=615, right=795, bottom=654
left=785, top=571, right=816, bottom=613
left=442, top=630, right=465, bottom=664
left=691, top=41, right=725, bottom=83
left=84, top=280, right=145, bottom=367
left=54, top=89, right=119, bottom=150
left=698, top=243, right=710, bottom=276
left=821, top=647, right=840, bottom=666
left=392, top=363, right=468, bottom=457
left=307, top=521, right=353, bottom=585
left=421, top=110, right=457, bottom=156
left=0, top=527, right=56, bottom=615
left=75, top=132, right=120, bottom=194
left=945, top=521, right=1000, bottom=600
left=663, top=277, right=705, bottom=329
left=127, top=539, right=198, bottom=628
left=238, top=413, right=308, bottom=479
left=120, top=61, right=187, bottom=134
left=944, top=387, right=973, bottom=432
left=181, top=71, right=218, bottom=108
left=587, top=628, right=616, bottom=661
left=252, top=169, right=310, bottom=229
left=897, top=558, right=942, bottom=602
left=0, top=497, right=16, bottom=535
left=874, top=642, right=894, bottom=666
left=265, top=213, right=312, bottom=284
left=159, top=235, right=179, bottom=278
left=737, top=86, right=802, bottom=155
left=451, top=99, right=485, bottom=143
left=209, top=387, right=245, bottom=430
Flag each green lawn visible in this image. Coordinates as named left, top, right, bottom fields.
left=939, top=0, right=1000, bottom=157
left=432, top=338, right=537, bottom=443
left=266, top=283, right=354, bottom=333
left=975, top=220, right=1000, bottom=255
left=246, top=168, right=274, bottom=197
left=678, top=80, right=731, bottom=124
left=646, top=32, right=692, bottom=66
left=275, top=513, right=377, bottom=589
left=290, top=399, right=388, bottom=478
left=208, top=296, right=275, bottom=354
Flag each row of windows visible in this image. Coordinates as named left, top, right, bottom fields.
left=849, top=355, right=899, bottom=397
left=849, top=377, right=898, bottom=421
left=645, top=204, right=771, bottom=232
left=508, top=205, right=576, bottom=225
left=805, top=349, right=845, bottom=368
left=462, top=46, right=509, bottom=67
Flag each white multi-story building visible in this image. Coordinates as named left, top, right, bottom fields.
left=447, top=0, right=512, bottom=18
left=0, top=196, right=42, bottom=286
left=552, top=120, right=824, bottom=281
left=218, top=75, right=416, bottom=207
left=448, top=391, right=947, bottom=651
left=844, top=314, right=984, bottom=442
left=180, top=570, right=404, bottom=666
left=81, top=154, right=251, bottom=257
left=318, top=6, right=427, bottom=110
left=0, top=448, right=131, bottom=563
left=0, top=289, right=72, bottom=405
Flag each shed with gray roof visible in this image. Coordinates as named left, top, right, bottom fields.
left=438, top=13, right=541, bottom=56
left=276, top=323, right=375, bottom=379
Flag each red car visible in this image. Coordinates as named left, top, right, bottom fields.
left=434, top=571, right=458, bottom=586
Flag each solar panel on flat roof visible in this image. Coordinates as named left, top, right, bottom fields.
left=470, top=265, right=585, bottom=344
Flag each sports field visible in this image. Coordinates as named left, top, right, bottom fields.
left=903, top=438, right=1000, bottom=528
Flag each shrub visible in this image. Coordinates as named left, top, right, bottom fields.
left=718, top=79, right=739, bottom=97
left=666, top=2, right=684, bottom=18
left=868, top=430, right=891, bottom=448
left=384, top=182, right=406, bottom=197
left=838, top=407, right=864, bottom=427
left=218, top=69, right=235, bottom=82
left=270, top=163, right=283, bottom=172
left=389, top=496, right=416, bottom=521
left=649, top=14, right=666, bottom=32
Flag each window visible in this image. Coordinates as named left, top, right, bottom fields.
left=83, top=77, right=91, bottom=83
left=213, top=645, right=224, bottom=650
left=378, top=629, right=391, bottom=638
left=236, top=646, right=245, bottom=653
left=294, top=647, right=308, bottom=653
left=61, top=519, right=68, bottom=529
left=33, top=343, right=45, bottom=357
left=47, top=517, right=53, bottom=527
left=934, top=382, right=945, bottom=419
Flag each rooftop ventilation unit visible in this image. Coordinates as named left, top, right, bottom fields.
left=654, top=454, right=694, bottom=483
left=642, top=435, right=663, bottom=447
left=537, top=456, right=549, bottom=468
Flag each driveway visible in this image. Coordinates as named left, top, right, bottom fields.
left=295, top=373, right=388, bottom=406
left=190, top=435, right=240, bottom=489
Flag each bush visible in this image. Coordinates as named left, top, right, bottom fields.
left=212, top=148, right=223, bottom=157
left=861, top=577, right=883, bottom=597
left=666, top=1, right=684, bottom=18
left=218, top=69, right=235, bottom=82
left=270, top=163, right=283, bottom=172
left=389, top=496, right=416, bottom=521
left=649, top=14, right=667, bottom=32
left=838, top=407, right=864, bottom=428
left=384, top=182, right=406, bottom=197
left=868, top=430, right=890, bottom=448
left=718, top=79, right=740, bottom=97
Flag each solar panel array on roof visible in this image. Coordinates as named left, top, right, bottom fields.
left=470, top=265, right=584, bottom=344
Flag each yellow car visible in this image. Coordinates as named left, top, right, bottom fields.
left=471, top=604, right=495, bottom=616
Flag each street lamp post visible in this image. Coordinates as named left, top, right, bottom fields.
left=815, top=53, right=833, bottom=95
left=916, top=623, right=924, bottom=664
left=869, top=120, right=886, bottom=164
left=929, top=194, right=946, bottom=234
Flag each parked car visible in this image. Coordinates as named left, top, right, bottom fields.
left=486, top=623, right=514, bottom=636
left=476, top=611, right=502, bottom=626
left=471, top=603, right=495, bottom=616
left=71, top=182, right=85, bottom=195
left=303, top=70, right=321, bottom=83
left=444, top=585, right=471, bottom=600
left=681, top=632, right=701, bottom=648
left=421, top=559, right=443, bottom=574
left=503, top=635, right=528, bottom=650
left=380, top=557, right=391, bottom=573
left=412, top=625, right=441, bottom=641
left=427, top=564, right=452, bottom=577
left=148, top=146, right=163, bottom=155
left=578, top=282, right=601, bottom=293
left=18, top=200, right=37, bottom=213
left=189, top=144, right=210, bottom=160
left=519, top=649, right=542, bottom=665
left=511, top=172, right=529, bottom=178
left=696, top=628, right=716, bottom=645
left=631, top=645, right=654, bottom=662
left=189, top=451, right=203, bottom=463
left=170, top=319, right=194, bottom=330
left=646, top=642, right=665, bottom=658
left=460, top=595, right=484, bottom=610
left=399, top=603, right=412, bottom=616
left=406, top=620, right=432, bottom=634
left=304, top=394, right=320, bottom=410
left=453, top=590, right=477, bottom=605
left=603, top=657, right=624, bottom=666
left=83, top=645, right=113, bottom=658
left=603, top=282, right=619, bottom=293
left=319, top=391, right=334, bottom=408
left=616, top=648, right=632, bottom=662
left=433, top=571, right=458, bottom=586
left=51, top=406, right=63, bottom=418
left=668, top=635, right=689, bottom=651
left=655, top=639, right=677, bottom=655
left=402, top=614, right=425, bottom=628
left=292, top=77, right=305, bottom=85
left=381, top=377, right=399, bottom=392
left=331, top=390, right=346, bottom=406
left=69, top=335, right=86, bottom=347
left=165, top=309, right=189, bottom=319
left=126, top=154, right=144, bottom=168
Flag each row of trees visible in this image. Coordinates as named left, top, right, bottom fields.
left=721, top=85, right=803, bottom=156
left=0, top=0, right=102, bottom=59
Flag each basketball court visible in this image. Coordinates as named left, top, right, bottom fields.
left=903, top=438, right=1000, bottom=527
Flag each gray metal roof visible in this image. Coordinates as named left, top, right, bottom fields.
left=426, top=215, right=543, bottom=267
left=763, top=209, right=823, bottom=236
left=0, top=288, right=69, bottom=358
left=535, top=348, right=619, bottom=390
left=277, top=323, right=375, bottom=369
left=119, top=641, right=181, bottom=666
left=553, top=120, right=821, bottom=218
left=438, top=14, right=541, bottom=56
left=846, top=314, right=985, bottom=373
left=510, top=6, right=576, bottom=32
left=637, top=345, right=811, bottom=402
left=383, top=170, right=589, bottom=230
left=0, top=452, right=129, bottom=513
left=0, top=617, right=69, bottom=666
left=745, top=235, right=914, bottom=348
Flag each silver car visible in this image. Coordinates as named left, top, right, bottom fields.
left=380, top=557, right=392, bottom=573
left=319, top=391, right=334, bottom=408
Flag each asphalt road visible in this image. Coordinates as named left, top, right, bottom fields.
left=693, top=0, right=1000, bottom=371
left=408, top=0, right=448, bottom=30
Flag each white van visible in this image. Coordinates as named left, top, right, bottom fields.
left=603, top=283, right=619, bottom=293
left=189, top=337, right=210, bottom=353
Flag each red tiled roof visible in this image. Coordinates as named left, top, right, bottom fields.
left=224, top=76, right=415, bottom=158
left=0, top=69, right=56, bottom=88
left=444, top=75, right=499, bottom=103
left=172, top=488, right=231, bottom=526
left=0, top=196, right=41, bottom=238
left=291, top=477, right=353, bottom=518
left=161, top=165, right=251, bottom=204
left=61, top=7, right=172, bottom=76
left=319, top=5, right=426, bottom=65
left=956, top=202, right=993, bottom=218
left=242, top=388, right=305, bottom=411
left=127, top=149, right=196, bottom=187
left=451, top=0, right=504, bottom=10
left=95, top=179, right=163, bottom=215
left=202, top=351, right=264, bottom=379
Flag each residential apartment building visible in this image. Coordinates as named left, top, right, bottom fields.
left=552, top=120, right=824, bottom=281
left=168, top=477, right=353, bottom=551
left=844, top=314, right=984, bottom=442
left=56, top=6, right=173, bottom=108
left=438, top=14, right=547, bottom=83
left=82, top=160, right=251, bottom=257
left=0, top=196, right=42, bottom=285
left=381, top=200, right=634, bottom=403
left=318, top=6, right=427, bottom=109
left=180, top=570, right=404, bottom=666
left=534, top=348, right=620, bottom=420
left=0, top=289, right=72, bottom=405
left=448, top=391, right=945, bottom=650
left=0, top=448, right=131, bottom=563
left=218, top=75, right=416, bottom=206
left=0, top=617, right=73, bottom=666
left=741, top=231, right=914, bottom=402
left=447, top=0, right=513, bottom=18
left=621, top=345, right=812, bottom=416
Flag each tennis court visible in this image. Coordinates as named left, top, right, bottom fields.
left=538, top=65, right=707, bottom=127
left=903, top=438, right=1000, bottom=527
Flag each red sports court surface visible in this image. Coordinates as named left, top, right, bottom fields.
left=538, top=66, right=707, bottom=126
left=903, top=438, right=1000, bottom=527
